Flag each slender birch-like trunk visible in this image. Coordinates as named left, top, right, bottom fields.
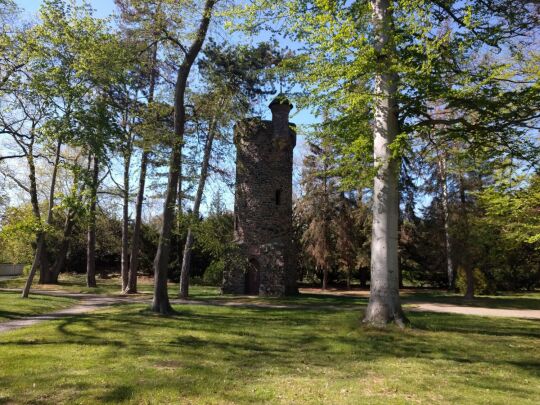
left=126, top=150, right=148, bottom=293
left=86, top=155, right=99, bottom=288
left=50, top=156, right=89, bottom=280
left=437, top=152, right=454, bottom=290
left=126, top=41, right=159, bottom=294
left=458, top=176, right=474, bottom=299
left=121, top=147, right=131, bottom=291
left=179, top=116, right=218, bottom=298
left=364, top=0, right=407, bottom=327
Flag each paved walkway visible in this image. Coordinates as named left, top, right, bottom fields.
left=0, top=288, right=539, bottom=334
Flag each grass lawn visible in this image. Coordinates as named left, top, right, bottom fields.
left=0, top=291, right=76, bottom=323
left=2, top=273, right=539, bottom=309
left=0, top=297, right=538, bottom=404
left=0, top=274, right=223, bottom=299
left=0, top=274, right=136, bottom=295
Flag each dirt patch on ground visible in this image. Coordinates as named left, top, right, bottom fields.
left=1, top=288, right=539, bottom=334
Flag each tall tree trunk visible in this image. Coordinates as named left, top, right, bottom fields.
left=322, top=267, right=328, bottom=290
left=464, top=265, right=474, bottom=299
left=50, top=209, right=76, bottom=279
left=458, top=175, right=474, bottom=299
left=40, top=138, right=62, bottom=283
left=86, top=155, right=99, bottom=288
left=152, top=0, right=216, bottom=314
left=179, top=116, right=218, bottom=298
left=41, top=138, right=62, bottom=284
left=121, top=151, right=131, bottom=291
left=364, top=0, right=407, bottom=327
left=126, top=41, right=159, bottom=294
left=437, top=153, right=454, bottom=291
left=22, top=235, right=45, bottom=298
left=126, top=151, right=148, bottom=293
left=22, top=137, right=60, bottom=297
left=50, top=157, right=88, bottom=280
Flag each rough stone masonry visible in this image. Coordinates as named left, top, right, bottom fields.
left=222, top=95, right=298, bottom=296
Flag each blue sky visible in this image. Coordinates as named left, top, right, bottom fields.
left=16, top=0, right=115, bottom=18
left=12, top=0, right=313, bottom=214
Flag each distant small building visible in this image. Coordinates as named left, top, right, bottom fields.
left=0, top=263, right=25, bottom=277
left=222, top=95, right=297, bottom=296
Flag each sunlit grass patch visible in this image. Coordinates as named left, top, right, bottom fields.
left=0, top=291, right=76, bottom=323
left=0, top=298, right=538, bottom=404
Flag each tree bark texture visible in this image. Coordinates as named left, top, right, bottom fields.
left=86, top=155, right=99, bottom=288
left=121, top=151, right=131, bottom=291
left=126, top=41, right=159, bottom=294
left=126, top=151, right=148, bottom=293
left=459, top=176, right=474, bottom=299
left=437, top=153, right=455, bottom=291
left=364, top=0, right=407, bottom=327
left=179, top=116, right=217, bottom=298
left=23, top=138, right=63, bottom=296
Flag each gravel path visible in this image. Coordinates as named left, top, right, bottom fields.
left=407, top=302, right=540, bottom=319
left=0, top=296, right=128, bottom=334
left=0, top=288, right=538, bottom=334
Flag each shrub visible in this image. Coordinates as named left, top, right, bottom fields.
left=203, top=259, right=225, bottom=286
left=455, top=266, right=493, bottom=295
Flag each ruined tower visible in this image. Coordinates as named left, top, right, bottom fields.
left=222, top=95, right=297, bottom=296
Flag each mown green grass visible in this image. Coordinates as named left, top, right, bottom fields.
left=0, top=274, right=133, bottom=295
left=0, top=291, right=76, bottom=323
left=0, top=299, right=538, bottom=404
left=0, top=274, right=222, bottom=298
left=2, top=273, right=538, bottom=310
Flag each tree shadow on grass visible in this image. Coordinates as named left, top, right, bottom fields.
left=98, top=385, right=134, bottom=403
left=0, top=310, right=26, bottom=321
left=2, top=302, right=539, bottom=403
left=409, top=311, right=540, bottom=338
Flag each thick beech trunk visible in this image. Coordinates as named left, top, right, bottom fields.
left=364, top=0, right=407, bottom=327
left=86, top=156, right=99, bottom=288
left=152, top=0, right=216, bottom=314
left=179, top=117, right=217, bottom=298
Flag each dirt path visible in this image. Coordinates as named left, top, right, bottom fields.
left=0, top=296, right=132, bottom=334
left=1, top=288, right=538, bottom=334
left=407, top=303, right=540, bottom=319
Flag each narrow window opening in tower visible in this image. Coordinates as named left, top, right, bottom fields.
left=275, top=189, right=282, bottom=205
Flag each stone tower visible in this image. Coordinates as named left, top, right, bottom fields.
left=222, top=95, right=297, bottom=296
